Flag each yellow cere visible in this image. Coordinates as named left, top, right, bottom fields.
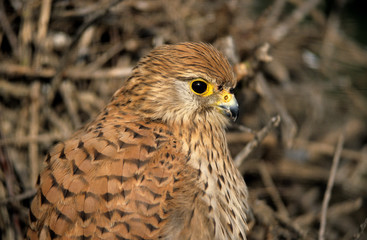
left=222, top=91, right=232, bottom=103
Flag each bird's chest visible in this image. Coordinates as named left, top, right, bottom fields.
left=166, top=127, right=248, bottom=239
left=187, top=151, right=249, bottom=240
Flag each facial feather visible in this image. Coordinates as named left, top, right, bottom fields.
left=114, top=42, right=236, bottom=126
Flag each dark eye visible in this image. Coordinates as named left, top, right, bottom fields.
left=191, top=80, right=208, bottom=94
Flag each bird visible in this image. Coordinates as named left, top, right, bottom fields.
left=27, top=42, right=249, bottom=240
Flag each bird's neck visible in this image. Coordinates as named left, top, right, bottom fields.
left=171, top=118, right=235, bottom=188
left=171, top=118, right=249, bottom=239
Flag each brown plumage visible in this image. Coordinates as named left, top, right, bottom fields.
left=27, top=42, right=249, bottom=240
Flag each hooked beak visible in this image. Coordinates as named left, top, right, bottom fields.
left=217, top=90, right=239, bottom=121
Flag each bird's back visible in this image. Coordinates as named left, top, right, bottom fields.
left=27, top=106, right=188, bottom=239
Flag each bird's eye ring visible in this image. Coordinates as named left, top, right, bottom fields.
left=190, top=79, right=213, bottom=96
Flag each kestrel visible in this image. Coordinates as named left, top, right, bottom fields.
left=27, top=42, right=249, bottom=240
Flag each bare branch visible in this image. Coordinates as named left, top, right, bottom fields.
left=234, top=115, right=281, bottom=167
left=319, top=134, right=344, bottom=240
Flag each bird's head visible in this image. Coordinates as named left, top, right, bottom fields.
left=116, top=42, right=239, bottom=127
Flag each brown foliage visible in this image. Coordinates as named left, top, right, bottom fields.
left=0, top=0, right=367, bottom=239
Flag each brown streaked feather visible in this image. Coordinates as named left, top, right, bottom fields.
left=27, top=42, right=249, bottom=240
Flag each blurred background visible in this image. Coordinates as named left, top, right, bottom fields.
left=0, top=0, right=367, bottom=239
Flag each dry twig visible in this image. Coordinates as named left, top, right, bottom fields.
left=0, top=0, right=366, bottom=239
left=0, top=63, right=132, bottom=80
left=0, top=0, right=19, bottom=60
left=255, top=73, right=296, bottom=147
left=234, top=115, right=281, bottom=167
left=270, top=0, right=322, bottom=43
left=0, top=189, right=37, bottom=205
left=29, top=82, right=41, bottom=187
left=46, top=0, right=126, bottom=104
left=319, top=134, right=344, bottom=240
left=259, top=161, right=289, bottom=218
left=60, top=81, right=82, bottom=128
left=34, top=0, right=52, bottom=68
left=295, top=198, right=362, bottom=228
left=0, top=133, right=64, bottom=146
left=294, top=138, right=363, bottom=162
left=0, top=79, right=29, bottom=98
left=353, top=216, right=367, bottom=240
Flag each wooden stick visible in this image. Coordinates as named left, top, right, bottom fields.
left=0, top=63, right=132, bottom=80
left=353, top=216, right=367, bottom=240
left=60, top=81, right=81, bottom=128
left=234, top=115, right=281, bottom=167
left=19, top=0, right=34, bottom=66
left=33, top=0, right=52, bottom=68
left=270, top=0, right=322, bottom=43
left=229, top=133, right=363, bottom=162
left=263, top=0, right=287, bottom=29
left=0, top=133, right=64, bottom=146
left=0, top=189, right=37, bottom=205
left=0, top=0, right=20, bottom=60
left=319, top=134, right=344, bottom=240
left=294, top=198, right=362, bottom=227
left=43, top=106, right=73, bottom=137
left=36, top=0, right=52, bottom=45
left=29, top=82, right=41, bottom=187
left=255, top=73, right=296, bottom=148
left=46, top=0, right=126, bottom=105
left=85, top=42, right=125, bottom=71
left=0, top=79, right=30, bottom=98
left=295, top=138, right=362, bottom=162
left=259, top=161, right=289, bottom=218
